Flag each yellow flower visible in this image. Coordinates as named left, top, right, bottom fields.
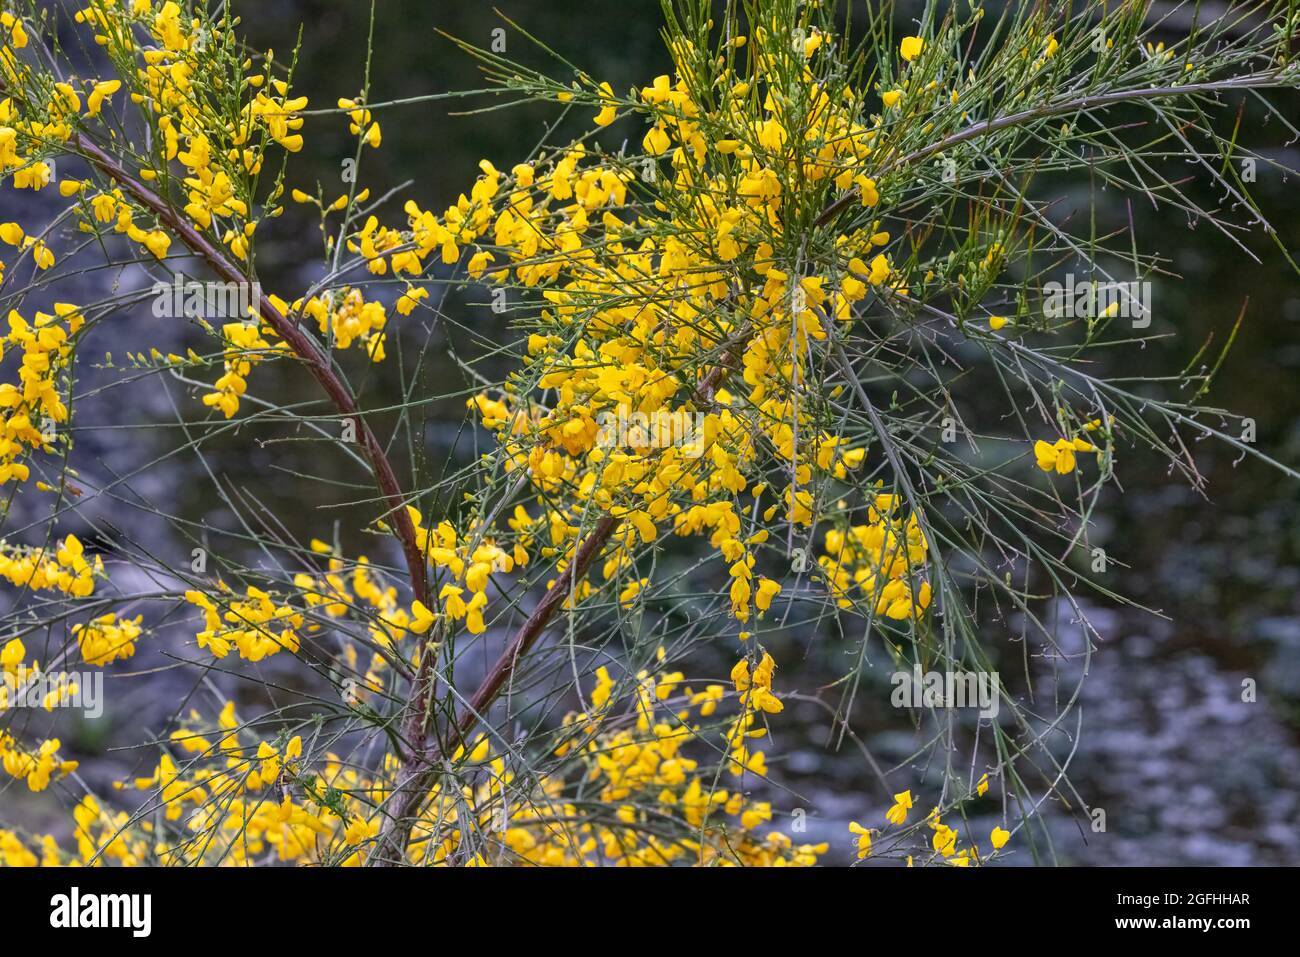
left=1034, top=433, right=1098, bottom=475
left=643, top=124, right=671, bottom=155
left=408, top=600, right=437, bottom=634
left=731, top=652, right=783, bottom=714
left=1, top=637, right=25, bottom=672
left=854, top=174, right=879, bottom=207
left=848, top=821, right=872, bottom=859
left=899, top=36, right=924, bottom=62
left=593, top=82, right=617, bottom=126
left=885, top=789, right=912, bottom=825
left=754, top=577, right=781, bottom=613
left=990, top=826, right=1010, bottom=850
left=467, top=250, right=495, bottom=279
left=143, top=230, right=171, bottom=260
left=932, top=823, right=958, bottom=857
left=86, top=79, right=121, bottom=116
left=618, top=578, right=646, bottom=607
left=395, top=287, right=428, bottom=315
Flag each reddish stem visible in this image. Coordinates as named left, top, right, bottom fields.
left=69, top=134, right=430, bottom=611
left=369, top=341, right=745, bottom=863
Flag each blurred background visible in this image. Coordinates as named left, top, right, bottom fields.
left=2, top=0, right=1298, bottom=865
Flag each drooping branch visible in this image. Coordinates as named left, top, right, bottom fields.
left=68, top=134, right=430, bottom=609
left=815, top=74, right=1287, bottom=228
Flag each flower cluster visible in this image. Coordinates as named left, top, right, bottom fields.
left=0, top=648, right=821, bottom=866
left=0, top=305, right=82, bottom=485
left=74, top=613, right=144, bottom=667
left=0, top=534, right=101, bottom=598
left=1, top=733, right=78, bottom=792
left=184, top=585, right=303, bottom=662
left=1033, top=418, right=1108, bottom=475
left=849, top=783, right=1012, bottom=867
left=818, top=495, right=931, bottom=621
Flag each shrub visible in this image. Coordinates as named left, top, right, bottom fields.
left=0, top=0, right=1295, bottom=866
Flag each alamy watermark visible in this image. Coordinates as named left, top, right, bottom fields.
left=1044, top=274, right=1151, bottom=328
left=151, top=273, right=261, bottom=320
left=1, top=668, right=104, bottom=719
left=890, top=665, right=1000, bottom=720
left=50, top=887, right=151, bottom=937
left=595, top=408, right=706, bottom=459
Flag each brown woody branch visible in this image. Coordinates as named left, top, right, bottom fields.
left=368, top=339, right=746, bottom=864
left=370, top=511, right=618, bottom=863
